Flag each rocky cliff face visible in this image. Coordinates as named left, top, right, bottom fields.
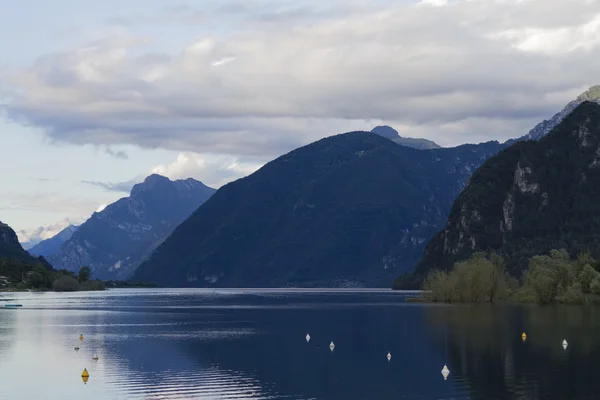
left=48, top=174, right=215, bottom=280
left=132, top=132, right=504, bottom=288
left=415, top=101, right=600, bottom=277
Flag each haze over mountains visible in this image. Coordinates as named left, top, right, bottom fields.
left=48, top=175, right=215, bottom=280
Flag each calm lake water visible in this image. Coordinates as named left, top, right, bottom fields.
left=0, top=289, right=599, bottom=400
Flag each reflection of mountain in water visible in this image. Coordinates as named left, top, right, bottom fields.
left=423, top=305, right=600, bottom=400
left=107, top=292, right=465, bottom=400
left=104, top=338, right=282, bottom=399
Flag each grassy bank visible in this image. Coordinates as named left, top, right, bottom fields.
left=409, top=249, right=600, bottom=305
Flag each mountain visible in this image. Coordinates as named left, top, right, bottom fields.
left=132, top=132, right=504, bottom=288
left=371, top=126, right=441, bottom=150
left=1, top=221, right=40, bottom=261
left=48, top=174, right=216, bottom=280
left=17, top=218, right=80, bottom=250
left=28, top=225, right=78, bottom=257
left=414, top=101, right=600, bottom=279
left=0, top=220, right=52, bottom=273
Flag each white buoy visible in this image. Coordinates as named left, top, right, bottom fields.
left=92, top=353, right=99, bottom=361
left=441, top=364, right=450, bottom=380
left=387, top=352, right=392, bottom=361
left=306, top=333, right=311, bottom=343
left=329, top=341, right=335, bottom=351
left=562, top=339, right=568, bottom=349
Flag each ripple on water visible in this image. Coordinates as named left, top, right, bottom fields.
left=104, top=367, right=302, bottom=399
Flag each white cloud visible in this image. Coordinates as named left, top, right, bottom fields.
left=211, top=56, right=236, bottom=67
left=417, top=0, right=449, bottom=6
left=2, top=0, right=600, bottom=159
left=17, top=217, right=82, bottom=245
left=490, top=14, right=600, bottom=54
left=151, top=152, right=263, bottom=188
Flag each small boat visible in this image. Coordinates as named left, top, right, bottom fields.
left=4, top=304, right=22, bottom=309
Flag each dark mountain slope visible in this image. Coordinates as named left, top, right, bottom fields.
left=0, top=221, right=53, bottom=283
left=0, top=221, right=43, bottom=262
left=49, top=174, right=215, bottom=280
left=415, top=101, right=600, bottom=278
left=28, top=224, right=78, bottom=257
left=133, top=132, right=504, bottom=287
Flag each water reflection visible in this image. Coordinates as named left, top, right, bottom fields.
left=423, top=304, right=600, bottom=400
left=4, top=290, right=600, bottom=400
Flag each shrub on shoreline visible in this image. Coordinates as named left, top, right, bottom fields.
left=422, top=249, right=600, bottom=305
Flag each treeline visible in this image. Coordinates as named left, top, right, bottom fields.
left=0, top=259, right=104, bottom=292
left=421, top=249, right=600, bottom=305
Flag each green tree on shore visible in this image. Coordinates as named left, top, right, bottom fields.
left=423, top=249, right=600, bottom=305
left=78, top=266, right=91, bottom=283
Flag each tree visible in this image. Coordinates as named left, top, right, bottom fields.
left=78, top=266, right=91, bottom=283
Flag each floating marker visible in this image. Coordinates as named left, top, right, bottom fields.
left=92, top=353, right=99, bottom=361
left=387, top=352, right=392, bottom=361
left=329, top=341, right=335, bottom=351
left=521, top=332, right=527, bottom=342
left=562, top=339, right=568, bottom=349
left=441, top=364, right=450, bottom=380
left=74, top=344, right=80, bottom=351
left=79, top=334, right=84, bottom=341
left=81, top=368, right=89, bottom=384
left=306, top=333, right=311, bottom=343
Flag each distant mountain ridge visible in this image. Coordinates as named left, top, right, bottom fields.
left=49, top=174, right=216, bottom=280
left=514, top=86, right=600, bottom=143
left=132, top=132, right=504, bottom=287
left=28, top=225, right=78, bottom=257
left=414, top=101, right=600, bottom=279
left=371, top=125, right=441, bottom=150
left=17, top=218, right=79, bottom=250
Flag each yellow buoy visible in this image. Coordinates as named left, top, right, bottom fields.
left=521, top=332, right=527, bottom=342
left=79, top=334, right=84, bottom=341
left=82, top=368, right=89, bottom=378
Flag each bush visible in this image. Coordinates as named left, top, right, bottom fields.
left=79, top=280, right=106, bottom=291
left=426, top=249, right=600, bottom=304
left=52, top=276, right=80, bottom=292
left=423, top=252, right=509, bottom=303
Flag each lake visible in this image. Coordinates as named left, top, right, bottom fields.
left=0, top=289, right=599, bottom=400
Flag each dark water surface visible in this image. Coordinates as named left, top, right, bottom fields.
left=0, top=289, right=599, bottom=400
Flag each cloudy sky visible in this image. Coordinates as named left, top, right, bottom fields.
left=1, top=0, right=599, bottom=237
